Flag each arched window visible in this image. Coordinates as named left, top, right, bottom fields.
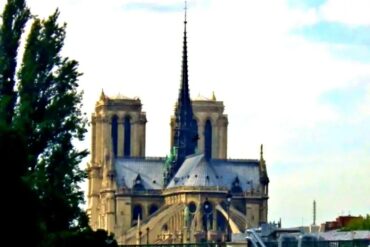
left=132, top=204, right=143, bottom=224
left=149, top=204, right=159, bottom=215
left=124, top=116, right=131, bottom=157
left=111, top=115, right=118, bottom=157
left=204, top=119, right=212, bottom=160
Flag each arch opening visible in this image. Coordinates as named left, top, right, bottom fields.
left=124, top=116, right=131, bottom=156
left=132, top=204, right=143, bottom=226
left=111, top=115, right=118, bottom=156
left=204, top=119, right=212, bottom=160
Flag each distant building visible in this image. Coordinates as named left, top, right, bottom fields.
left=321, top=215, right=363, bottom=232
left=86, top=12, right=269, bottom=245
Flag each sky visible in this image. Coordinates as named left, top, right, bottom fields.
left=2, top=0, right=369, bottom=227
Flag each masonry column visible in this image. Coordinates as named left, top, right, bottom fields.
left=197, top=119, right=205, bottom=154
left=137, top=113, right=147, bottom=157
left=212, top=118, right=219, bottom=159
left=95, top=116, right=103, bottom=164
left=117, top=116, right=124, bottom=157
left=106, top=191, right=116, bottom=234
left=87, top=165, right=101, bottom=230
left=131, top=115, right=138, bottom=157
left=217, top=116, right=228, bottom=159
left=91, top=115, right=97, bottom=163
left=102, top=115, right=111, bottom=157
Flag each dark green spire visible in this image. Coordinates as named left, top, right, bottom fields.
left=167, top=3, right=198, bottom=183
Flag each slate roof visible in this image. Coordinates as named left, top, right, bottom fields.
left=167, top=154, right=260, bottom=191
left=114, top=154, right=261, bottom=191
left=115, top=157, right=165, bottom=189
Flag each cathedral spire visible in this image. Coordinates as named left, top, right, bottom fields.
left=168, top=1, right=198, bottom=182
left=180, top=0, right=189, bottom=104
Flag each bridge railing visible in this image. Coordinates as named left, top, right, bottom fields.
left=119, top=244, right=226, bottom=247
left=264, top=240, right=370, bottom=247
left=119, top=240, right=369, bottom=247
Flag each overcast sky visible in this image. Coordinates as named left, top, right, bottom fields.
left=3, top=0, right=369, bottom=227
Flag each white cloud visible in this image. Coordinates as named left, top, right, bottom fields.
left=319, top=0, right=370, bottom=26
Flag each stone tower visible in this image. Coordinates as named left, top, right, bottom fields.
left=170, top=95, right=229, bottom=160
left=91, top=91, right=146, bottom=161
left=87, top=91, right=147, bottom=230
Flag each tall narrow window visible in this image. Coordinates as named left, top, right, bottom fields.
left=124, top=116, right=131, bottom=157
left=111, top=115, right=118, bottom=157
left=204, top=119, right=212, bottom=160
left=132, top=204, right=143, bottom=225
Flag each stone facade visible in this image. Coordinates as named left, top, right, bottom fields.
left=86, top=94, right=269, bottom=244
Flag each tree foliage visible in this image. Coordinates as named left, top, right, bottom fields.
left=342, top=215, right=370, bottom=231
left=0, top=0, right=30, bottom=126
left=14, top=9, right=88, bottom=232
left=0, top=0, right=114, bottom=245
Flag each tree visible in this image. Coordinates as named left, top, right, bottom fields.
left=0, top=0, right=30, bottom=126
left=342, top=215, right=370, bottom=231
left=0, top=1, right=113, bottom=245
left=14, top=9, right=89, bottom=232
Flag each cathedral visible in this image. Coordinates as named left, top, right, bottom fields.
left=86, top=11, right=269, bottom=245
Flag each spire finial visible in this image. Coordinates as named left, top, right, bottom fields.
left=212, top=91, right=216, bottom=101
left=260, top=144, right=264, bottom=160
left=184, top=0, right=187, bottom=24
left=100, top=88, right=106, bottom=101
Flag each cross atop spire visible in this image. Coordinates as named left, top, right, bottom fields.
left=184, top=0, right=187, bottom=24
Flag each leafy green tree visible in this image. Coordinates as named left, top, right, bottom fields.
left=0, top=1, right=115, bottom=246
left=342, top=215, right=370, bottom=231
left=0, top=0, right=30, bottom=126
left=0, top=1, right=41, bottom=245
left=14, top=9, right=88, bottom=232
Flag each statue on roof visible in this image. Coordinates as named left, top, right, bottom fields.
left=163, top=146, right=177, bottom=186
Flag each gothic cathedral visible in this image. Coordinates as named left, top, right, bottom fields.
left=87, top=11, right=269, bottom=245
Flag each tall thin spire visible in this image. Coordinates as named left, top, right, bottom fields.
left=185, top=0, right=187, bottom=25
left=180, top=0, right=189, bottom=103
left=169, top=1, right=198, bottom=181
